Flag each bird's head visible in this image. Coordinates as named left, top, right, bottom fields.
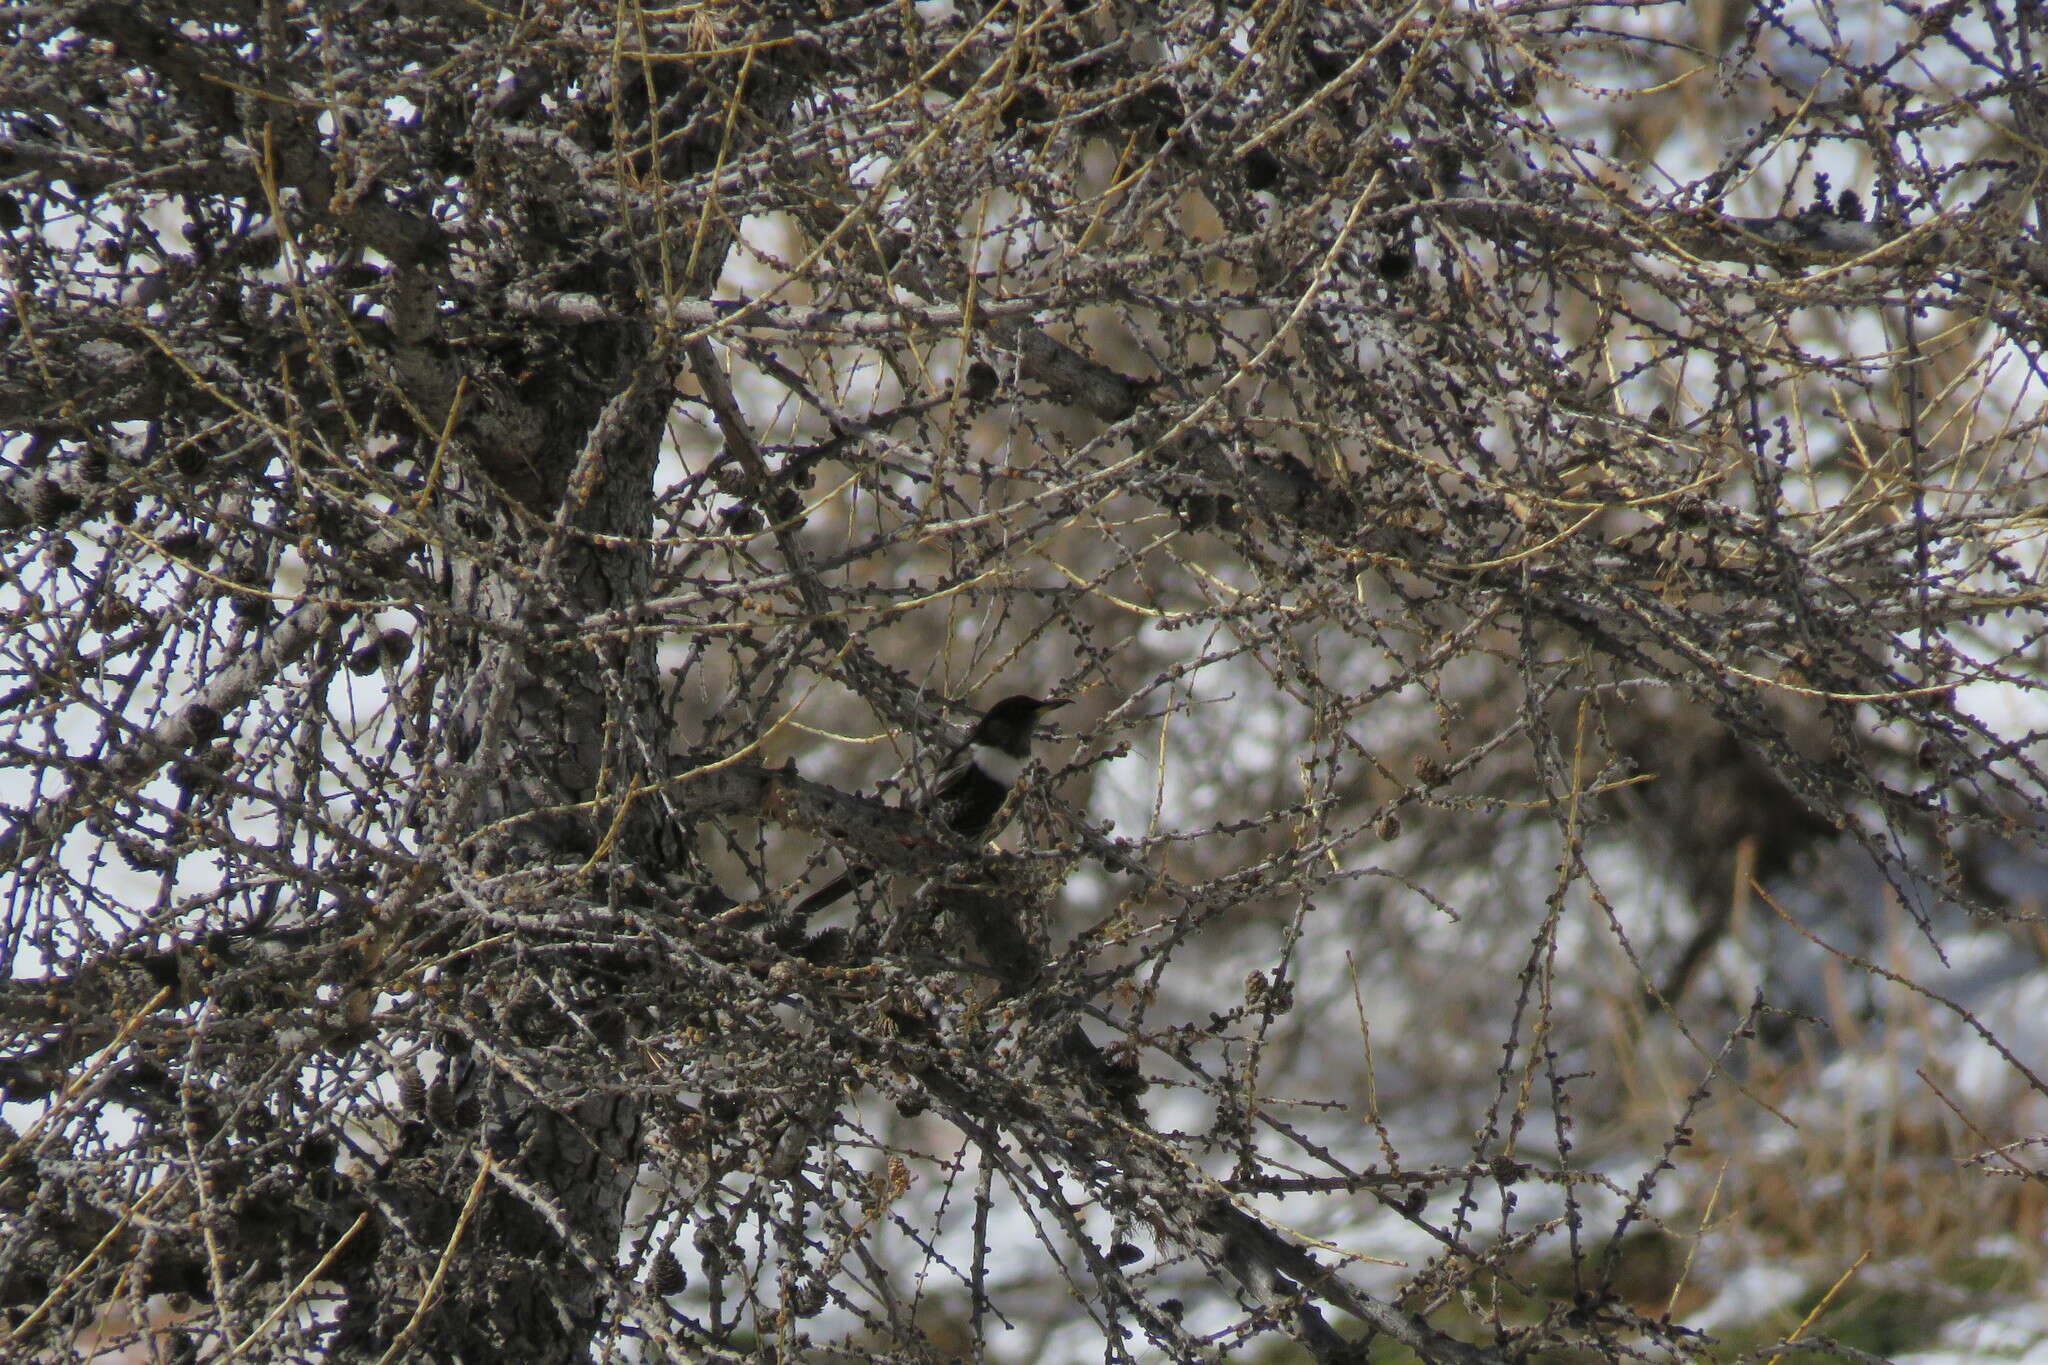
left=970, top=695, right=1068, bottom=754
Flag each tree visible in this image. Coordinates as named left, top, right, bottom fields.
left=5, top=1, right=2046, bottom=1361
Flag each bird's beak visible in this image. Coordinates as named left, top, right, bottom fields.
left=1031, top=698, right=1069, bottom=733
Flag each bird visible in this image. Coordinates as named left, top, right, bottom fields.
left=791, top=694, right=1067, bottom=922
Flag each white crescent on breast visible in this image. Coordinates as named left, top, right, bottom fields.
left=969, top=743, right=1025, bottom=786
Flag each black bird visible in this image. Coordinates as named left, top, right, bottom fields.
left=792, top=695, right=1067, bottom=921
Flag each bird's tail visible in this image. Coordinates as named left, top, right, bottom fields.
left=791, top=864, right=876, bottom=922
